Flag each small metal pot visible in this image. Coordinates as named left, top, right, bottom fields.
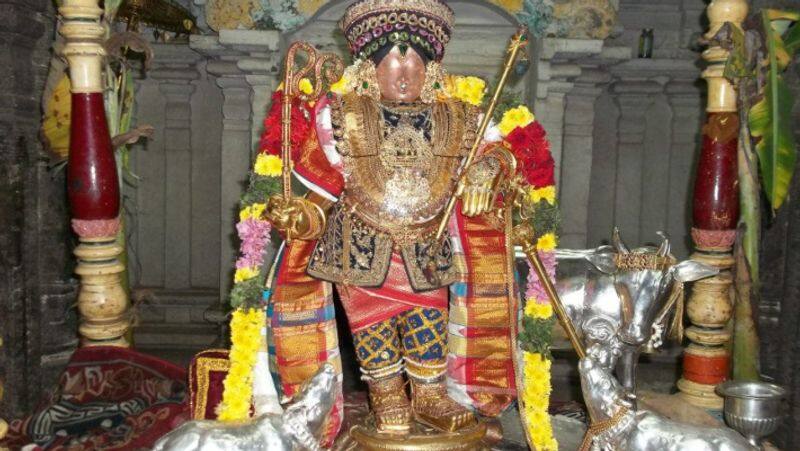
left=716, top=381, right=787, bottom=448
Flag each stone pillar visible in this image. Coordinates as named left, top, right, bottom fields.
left=535, top=39, right=600, bottom=181
left=149, top=46, right=200, bottom=290
left=190, top=30, right=281, bottom=303
left=611, top=78, right=661, bottom=246
left=60, top=0, right=130, bottom=347
left=677, top=0, right=748, bottom=409
left=665, top=78, right=704, bottom=249
left=215, top=73, right=251, bottom=300
left=534, top=39, right=632, bottom=249
left=560, top=68, right=612, bottom=248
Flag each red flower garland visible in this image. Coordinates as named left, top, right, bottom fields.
left=505, top=121, right=554, bottom=188
left=258, top=91, right=313, bottom=158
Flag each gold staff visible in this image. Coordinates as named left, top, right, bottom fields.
left=421, top=27, right=586, bottom=360
left=278, top=42, right=344, bottom=241
left=429, top=26, right=529, bottom=247
left=513, top=223, right=586, bottom=359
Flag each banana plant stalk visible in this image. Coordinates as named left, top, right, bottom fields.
left=722, top=9, right=800, bottom=380
left=102, top=1, right=139, bottom=296
left=735, top=102, right=761, bottom=381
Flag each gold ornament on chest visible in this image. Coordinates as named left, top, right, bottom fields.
left=378, top=106, right=434, bottom=221
left=379, top=121, right=433, bottom=168
left=334, top=94, right=475, bottom=239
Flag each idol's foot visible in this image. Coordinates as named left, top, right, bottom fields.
left=410, top=379, right=476, bottom=432
left=366, top=374, right=412, bottom=434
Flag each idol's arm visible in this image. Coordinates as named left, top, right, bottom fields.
left=459, top=124, right=517, bottom=217
left=264, top=194, right=328, bottom=241
left=262, top=93, right=344, bottom=241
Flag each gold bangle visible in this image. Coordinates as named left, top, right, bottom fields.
left=293, top=198, right=327, bottom=240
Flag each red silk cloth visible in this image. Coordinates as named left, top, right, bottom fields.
left=271, top=239, right=344, bottom=446
left=338, top=252, right=449, bottom=332
left=188, top=349, right=232, bottom=420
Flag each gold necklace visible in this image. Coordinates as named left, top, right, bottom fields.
left=380, top=101, right=429, bottom=116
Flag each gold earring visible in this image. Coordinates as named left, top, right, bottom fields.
left=420, top=61, right=446, bottom=104
left=352, top=59, right=381, bottom=101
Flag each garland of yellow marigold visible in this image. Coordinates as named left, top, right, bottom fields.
left=218, top=86, right=297, bottom=421
left=217, top=308, right=266, bottom=420
left=498, top=105, right=560, bottom=451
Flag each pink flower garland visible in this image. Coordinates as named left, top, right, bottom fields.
left=235, top=218, right=272, bottom=270
left=525, top=251, right=556, bottom=303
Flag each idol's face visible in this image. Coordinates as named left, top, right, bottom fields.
left=375, top=45, right=426, bottom=102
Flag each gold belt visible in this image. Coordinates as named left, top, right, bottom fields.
left=343, top=197, right=441, bottom=246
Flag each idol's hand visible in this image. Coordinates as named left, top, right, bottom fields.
left=264, top=195, right=326, bottom=241
left=459, top=156, right=501, bottom=217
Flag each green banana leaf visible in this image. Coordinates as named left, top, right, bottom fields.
left=765, top=10, right=800, bottom=69
left=103, top=0, right=125, bottom=24
left=750, top=11, right=799, bottom=210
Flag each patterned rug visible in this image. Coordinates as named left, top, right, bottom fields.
left=1, top=346, right=188, bottom=450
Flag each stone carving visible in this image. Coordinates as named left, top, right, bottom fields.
left=205, top=0, right=259, bottom=31
left=552, top=0, right=617, bottom=39
left=199, top=0, right=618, bottom=39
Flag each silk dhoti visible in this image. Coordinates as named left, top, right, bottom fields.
left=337, top=252, right=448, bottom=333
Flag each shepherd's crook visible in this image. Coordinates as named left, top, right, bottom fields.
left=279, top=42, right=344, bottom=241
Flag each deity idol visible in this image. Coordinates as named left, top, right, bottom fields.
left=223, top=0, right=560, bottom=444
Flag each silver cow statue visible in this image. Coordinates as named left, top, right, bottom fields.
left=579, top=341, right=756, bottom=451
left=152, top=364, right=336, bottom=451
left=557, top=229, right=718, bottom=393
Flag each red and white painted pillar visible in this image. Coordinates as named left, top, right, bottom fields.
left=677, top=0, right=748, bottom=409
left=60, top=0, right=131, bottom=347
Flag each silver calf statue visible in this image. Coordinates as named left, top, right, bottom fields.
left=152, top=364, right=336, bottom=451
left=579, top=345, right=756, bottom=451
left=557, top=229, right=718, bottom=394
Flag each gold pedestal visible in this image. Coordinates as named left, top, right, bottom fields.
left=349, top=422, right=489, bottom=451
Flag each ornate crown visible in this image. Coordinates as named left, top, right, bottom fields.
left=339, top=0, right=454, bottom=62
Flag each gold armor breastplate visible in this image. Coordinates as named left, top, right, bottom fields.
left=331, top=93, right=478, bottom=244
left=307, top=94, right=477, bottom=291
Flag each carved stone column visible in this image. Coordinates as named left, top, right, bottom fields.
left=190, top=30, right=281, bottom=303
left=611, top=77, right=660, bottom=246
left=60, top=0, right=130, bottom=347
left=150, top=46, right=200, bottom=290
left=677, top=0, right=748, bottom=409
left=535, top=39, right=604, bottom=180
left=533, top=39, right=629, bottom=249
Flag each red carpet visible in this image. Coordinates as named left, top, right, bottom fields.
left=1, top=346, right=188, bottom=450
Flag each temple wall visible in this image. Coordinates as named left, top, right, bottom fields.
left=574, top=0, right=707, bottom=255
left=0, top=0, right=78, bottom=416
left=126, top=45, right=225, bottom=352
